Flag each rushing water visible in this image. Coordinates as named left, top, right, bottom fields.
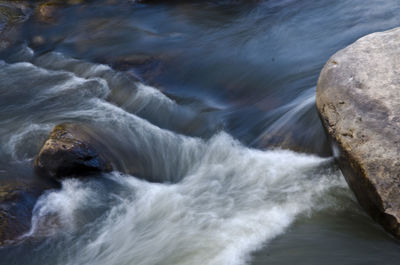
left=1, top=0, right=400, bottom=264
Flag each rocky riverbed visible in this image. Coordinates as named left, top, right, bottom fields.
left=2, top=1, right=400, bottom=265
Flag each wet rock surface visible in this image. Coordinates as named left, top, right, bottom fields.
left=34, top=122, right=172, bottom=183
left=35, top=124, right=112, bottom=181
left=36, top=1, right=59, bottom=23
left=316, top=27, right=400, bottom=237
left=0, top=181, right=50, bottom=247
left=0, top=1, right=30, bottom=50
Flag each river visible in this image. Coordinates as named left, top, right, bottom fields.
left=1, top=0, right=400, bottom=264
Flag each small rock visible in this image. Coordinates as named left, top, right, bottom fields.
left=31, top=35, right=45, bottom=46
left=0, top=181, right=47, bottom=247
left=36, top=1, right=60, bottom=23
left=0, top=2, right=29, bottom=50
left=34, top=124, right=112, bottom=181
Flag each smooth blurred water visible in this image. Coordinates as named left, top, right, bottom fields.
left=1, top=0, right=400, bottom=264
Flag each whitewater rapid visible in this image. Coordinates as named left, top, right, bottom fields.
left=25, top=136, right=347, bottom=265
left=20, top=133, right=347, bottom=265
left=0, top=47, right=350, bottom=265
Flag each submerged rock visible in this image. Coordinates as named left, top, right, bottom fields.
left=35, top=0, right=85, bottom=23
left=0, top=1, right=29, bottom=50
left=316, top=27, right=400, bottom=237
left=35, top=124, right=112, bottom=180
left=0, top=181, right=47, bottom=247
left=36, top=2, right=59, bottom=22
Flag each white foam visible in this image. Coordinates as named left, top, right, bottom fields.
left=29, top=133, right=346, bottom=265
left=23, top=179, right=100, bottom=238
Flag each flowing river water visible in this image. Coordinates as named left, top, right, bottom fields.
left=1, top=0, right=400, bottom=264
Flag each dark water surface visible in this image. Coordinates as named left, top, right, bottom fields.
left=1, top=0, right=400, bottom=264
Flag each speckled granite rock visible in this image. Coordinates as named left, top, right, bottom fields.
left=316, top=27, right=400, bottom=237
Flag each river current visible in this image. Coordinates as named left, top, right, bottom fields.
left=1, top=0, right=400, bottom=264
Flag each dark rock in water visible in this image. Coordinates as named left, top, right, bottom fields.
left=0, top=181, right=47, bottom=247
left=0, top=1, right=30, bottom=50
left=35, top=124, right=112, bottom=181
left=35, top=0, right=84, bottom=23
left=316, top=27, right=400, bottom=237
left=36, top=1, right=59, bottom=23
left=105, top=54, right=166, bottom=82
left=35, top=121, right=183, bottom=183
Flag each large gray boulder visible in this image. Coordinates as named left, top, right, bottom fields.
left=316, top=28, right=400, bottom=237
